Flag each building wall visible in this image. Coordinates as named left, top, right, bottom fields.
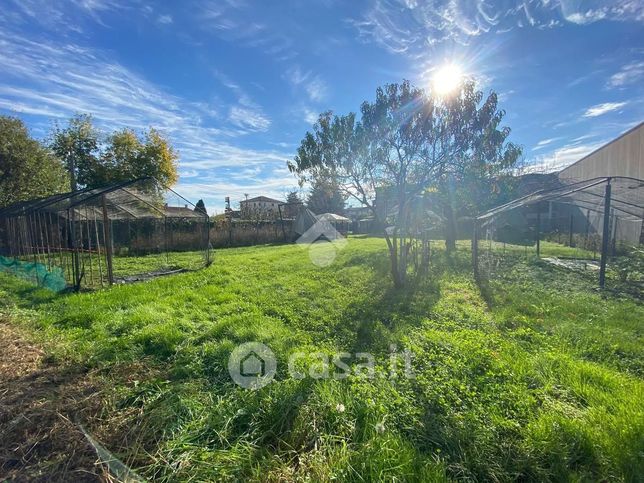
left=559, top=122, right=643, bottom=181
left=558, top=122, right=643, bottom=244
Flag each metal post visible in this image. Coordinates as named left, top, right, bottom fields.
left=585, top=209, right=591, bottom=253
left=102, top=195, right=114, bottom=285
left=71, top=209, right=83, bottom=289
left=611, top=214, right=618, bottom=256
left=278, top=204, right=287, bottom=242
left=205, top=216, right=211, bottom=265
left=536, top=205, right=541, bottom=259
left=599, top=179, right=612, bottom=288
left=472, top=219, right=479, bottom=280
left=568, top=213, right=574, bottom=247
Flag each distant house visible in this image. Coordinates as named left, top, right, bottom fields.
left=239, top=196, right=284, bottom=220
left=344, top=206, right=372, bottom=222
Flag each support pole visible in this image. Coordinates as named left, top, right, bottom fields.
left=611, top=214, right=618, bottom=256
left=599, top=178, right=612, bottom=289
left=536, top=205, right=541, bottom=259
left=102, top=195, right=114, bottom=286
left=472, top=218, right=479, bottom=281
left=205, top=216, right=211, bottom=265
left=585, top=209, right=591, bottom=252
left=85, top=206, right=94, bottom=287
left=278, top=204, right=287, bottom=242
left=68, top=208, right=81, bottom=289
left=568, top=213, right=574, bottom=247
left=93, top=209, right=104, bottom=287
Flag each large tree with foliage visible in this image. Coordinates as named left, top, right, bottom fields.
left=49, top=114, right=100, bottom=191
left=194, top=199, right=207, bottom=215
left=50, top=116, right=179, bottom=189
left=306, top=175, right=346, bottom=215
left=100, top=128, right=179, bottom=187
left=284, top=190, right=303, bottom=218
left=289, top=80, right=520, bottom=287
left=0, top=116, right=68, bottom=208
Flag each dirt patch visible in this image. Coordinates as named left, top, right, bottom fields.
left=0, top=322, right=109, bottom=482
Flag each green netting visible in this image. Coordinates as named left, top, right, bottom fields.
left=0, top=255, right=67, bottom=292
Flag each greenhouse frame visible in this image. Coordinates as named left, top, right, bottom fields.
left=473, top=176, right=644, bottom=294
left=0, top=177, right=211, bottom=291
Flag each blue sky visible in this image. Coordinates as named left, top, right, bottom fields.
left=1, top=0, right=643, bottom=213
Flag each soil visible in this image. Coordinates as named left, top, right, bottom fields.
left=0, top=321, right=108, bottom=482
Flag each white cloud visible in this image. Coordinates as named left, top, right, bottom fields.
left=285, top=66, right=328, bottom=102
left=174, top=165, right=298, bottom=213
left=228, top=105, right=271, bottom=131
left=0, top=0, right=127, bottom=33
left=583, top=102, right=627, bottom=117
left=305, top=77, right=328, bottom=102
left=303, top=107, right=319, bottom=124
left=198, top=0, right=295, bottom=60
left=531, top=137, right=559, bottom=151
left=0, top=29, right=291, bottom=202
left=563, top=9, right=607, bottom=24
left=608, top=61, right=644, bottom=87
left=349, top=1, right=644, bottom=54
left=157, top=14, right=173, bottom=24
left=213, top=70, right=272, bottom=132
left=528, top=141, right=606, bottom=172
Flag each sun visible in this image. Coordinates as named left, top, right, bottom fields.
left=432, top=64, right=463, bottom=96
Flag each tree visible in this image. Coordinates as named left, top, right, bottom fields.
left=289, top=80, right=520, bottom=288
left=284, top=190, right=302, bottom=218
left=306, top=176, right=346, bottom=215
left=50, top=116, right=179, bottom=189
left=427, top=83, right=521, bottom=252
left=49, top=114, right=100, bottom=191
left=0, top=116, right=68, bottom=208
left=46, top=115, right=99, bottom=289
left=194, top=199, right=207, bottom=215
left=286, top=190, right=302, bottom=205
left=99, top=128, right=179, bottom=187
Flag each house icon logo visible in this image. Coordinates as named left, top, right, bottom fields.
left=228, top=342, right=277, bottom=390
left=296, top=218, right=348, bottom=267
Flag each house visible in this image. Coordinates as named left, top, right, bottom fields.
left=239, top=196, right=284, bottom=220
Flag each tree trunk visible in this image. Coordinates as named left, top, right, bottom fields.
left=384, top=232, right=402, bottom=288
left=444, top=198, right=457, bottom=254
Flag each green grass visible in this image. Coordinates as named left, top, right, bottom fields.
left=0, top=237, right=642, bottom=481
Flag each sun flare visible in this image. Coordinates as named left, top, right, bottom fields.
left=432, top=64, right=463, bottom=96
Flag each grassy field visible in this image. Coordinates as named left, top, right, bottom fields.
left=0, top=237, right=642, bottom=481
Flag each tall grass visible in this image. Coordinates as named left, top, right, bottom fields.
left=0, top=237, right=642, bottom=481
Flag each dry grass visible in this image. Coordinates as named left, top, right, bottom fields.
left=0, top=321, right=109, bottom=482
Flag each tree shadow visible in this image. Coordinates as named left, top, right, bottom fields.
left=335, top=250, right=443, bottom=354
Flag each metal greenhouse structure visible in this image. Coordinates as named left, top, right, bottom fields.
left=0, top=177, right=210, bottom=291
left=473, top=176, right=644, bottom=296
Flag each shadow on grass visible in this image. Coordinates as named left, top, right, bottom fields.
left=335, top=250, right=443, bottom=354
